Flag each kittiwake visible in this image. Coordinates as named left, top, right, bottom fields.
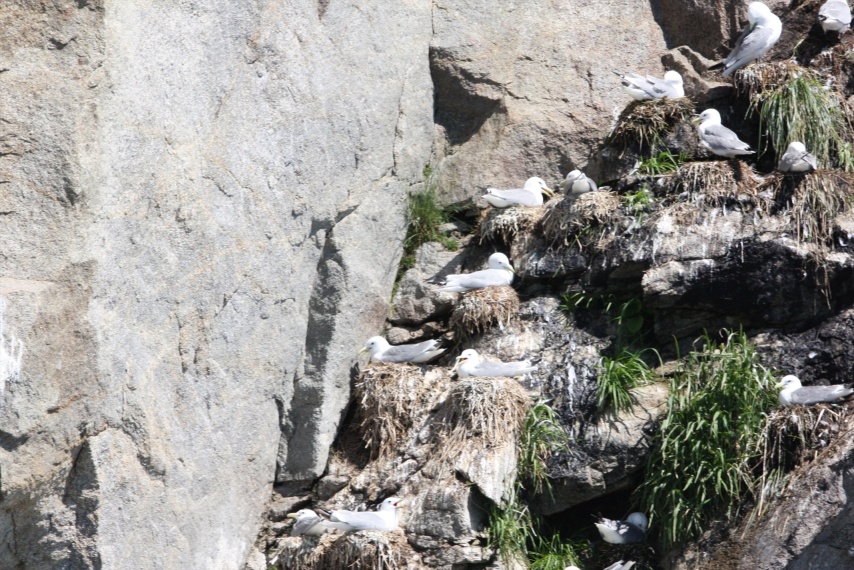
left=777, top=141, right=818, bottom=173
left=360, top=336, right=445, bottom=363
left=718, top=2, right=782, bottom=77
left=560, top=169, right=598, bottom=197
left=452, top=348, right=536, bottom=378
left=287, top=509, right=354, bottom=536
left=330, top=497, right=404, bottom=531
left=695, top=109, right=754, bottom=158
left=595, top=512, right=647, bottom=544
left=777, top=374, right=854, bottom=406
left=819, top=0, right=852, bottom=32
left=433, top=252, right=514, bottom=293
left=483, top=177, right=554, bottom=208
left=613, top=70, right=685, bottom=100
left=604, top=562, right=637, bottom=570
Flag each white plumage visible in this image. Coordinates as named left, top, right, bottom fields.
left=434, top=253, right=514, bottom=293
left=360, top=336, right=445, bottom=363
left=451, top=349, right=536, bottom=378
left=777, top=375, right=854, bottom=406
left=482, top=177, right=554, bottom=208
left=330, top=497, right=404, bottom=531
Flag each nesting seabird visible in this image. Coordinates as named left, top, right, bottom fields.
left=360, top=336, right=445, bottom=363
left=819, top=0, right=852, bottom=33
left=695, top=109, right=754, bottom=158
left=777, top=142, right=818, bottom=173
left=613, top=70, right=685, bottom=100
left=777, top=374, right=854, bottom=406
left=560, top=169, right=598, bottom=197
left=595, top=512, right=647, bottom=544
left=287, top=509, right=354, bottom=536
left=330, top=497, right=404, bottom=531
left=482, top=177, right=554, bottom=208
left=433, top=252, right=514, bottom=293
left=452, top=348, right=536, bottom=378
left=718, top=2, right=782, bottom=77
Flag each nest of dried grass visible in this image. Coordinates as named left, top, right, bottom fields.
left=664, top=160, right=771, bottom=211
left=355, top=363, right=429, bottom=459
left=605, top=97, right=695, bottom=151
left=759, top=170, right=854, bottom=246
left=433, top=378, right=529, bottom=458
left=449, top=285, right=520, bottom=338
left=538, top=191, right=624, bottom=250
left=275, top=531, right=409, bottom=570
left=733, top=60, right=804, bottom=100
left=751, top=403, right=852, bottom=521
left=477, top=206, right=544, bottom=246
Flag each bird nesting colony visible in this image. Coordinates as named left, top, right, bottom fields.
left=477, top=206, right=544, bottom=247
left=275, top=530, right=408, bottom=570
left=604, top=97, right=695, bottom=152
left=449, top=285, right=520, bottom=338
left=539, top=190, right=624, bottom=251
left=760, top=170, right=854, bottom=246
left=431, top=378, right=528, bottom=463
left=355, top=363, right=438, bottom=459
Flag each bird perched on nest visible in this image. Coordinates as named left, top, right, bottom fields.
left=452, top=348, right=536, bottom=378
left=613, top=70, right=684, bottom=100
left=287, top=509, right=354, bottom=536
left=360, top=336, right=445, bottom=363
left=777, top=141, right=818, bottom=173
left=695, top=109, right=754, bottom=158
left=819, top=0, right=852, bottom=33
left=560, top=169, right=598, bottom=197
left=712, top=2, right=782, bottom=77
left=777, top=375, right=854, bottom=406
left=595, top=512, right=648, bottom=544
left=482, top=177, right=554, bottom=208
left=432, top=252, right=515, bottom=292
left=329, top=497, right=404, bottom=531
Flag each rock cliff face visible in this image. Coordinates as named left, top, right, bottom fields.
left=4, top=0, right=854, bottom=569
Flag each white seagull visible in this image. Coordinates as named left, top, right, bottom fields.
left=360, top=336, right=445, bottom=363
left=719, top=2, right=782, bottom=77
left=696, top=109, right=754, bottom=158
left=777, top=374, right=854, bottom=406
left=482, top=177, right=554, bottom=208
left=595, top=512, right=648, bottom=544
left=819, top=0, right=852, bottom=33
left=434, top=252, right=514, bottom=293
left=777, top=142, right=818, bottom=173
left=329, top=497, right=404, bottom=531
left=287, top=509, right=354, bottom=536
left=452, top=349, right=536, bottom=378
left=604, top=562, right=637, bottom=570
left=560, top=169, right=598, bottom=197
left=613, top=70, right=685, bottom=100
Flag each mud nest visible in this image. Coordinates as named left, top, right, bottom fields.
left=433, top=378, right=529, bottom=458
left=355, top=363, right=430, bottom=459
left=758, top=170, right=854, bottom=246
left=477, top=206, right=544, bottom=246
left=538, top=190, right=625, bottom=250
left=449, top=285, right=520, bottom=338
left=604, top=97, right=695, bottom=152
left=275, top=531, right=409, bottom=570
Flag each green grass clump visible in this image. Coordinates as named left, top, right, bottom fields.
left=637, top=330, right=778, bottom=549
left=638, top=150, right=686, bottom=175
left=528, top=533, right=586, bottom=570
left=597, top=349, right=656, bottom=413
left=747, top=71, right=853, bottom=169
left=487, top=492, right=533, bottom=567
left=518, top=401, right=570, bottom=495
left=404, top=188, right=459, bottom=253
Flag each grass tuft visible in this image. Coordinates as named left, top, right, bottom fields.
left=528, top=533, right=586, bottom=570
left=637, top=330, right=778, bottom=549
left=638, top=150, right=687, bottom=176
left=605, top=97, right=695, bottom=152
left=487, top=491, right=533, bottom=567
left=518, top=401, right=570, bottom=496
left=597, top=349, right=656, bottom=413
left=736, top=62, right=854, bottom=169
left=405, top=188, right=460, bottom=254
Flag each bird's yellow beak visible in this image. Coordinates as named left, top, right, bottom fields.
left=507, top=266, right=516, bottom=274
left=774, top=381, right=784, bottom=389
left=691, top=114, right=701, bottom=124
left=542, top=186, right=555, bottom=197
left=451, top=357, right=466, bottom=373
left=286, top=513, right=298, bottom=519
left=358, top=347, right=368, bottom=356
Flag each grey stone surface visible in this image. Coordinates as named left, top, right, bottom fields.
left=391, top=242, right=463, bottom=326
left=0, top=0, right=432, bottom=567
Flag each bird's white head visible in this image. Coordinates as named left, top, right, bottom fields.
left=380, top=497, right=404, bottom=510
left=452, top=348, right=481, bottom=373
left=787, top=141, right=807, bottom=153
left=748, top=2, right=772, bottom=23
left=287, top=509, right=317, bottom=520
left=695, top=108, right=722, bottom=125
left=360, top=336, right=390, bottom=357
left=664, top=70, right=683, bottom=85
left=777, top=374, right=802, bottom=390
left=524, top=176, right=554, bottom=197
left=626, top=512, right=648, bottom=531
left=487, top=252, right=515, bottom=273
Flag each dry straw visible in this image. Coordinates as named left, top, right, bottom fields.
left=449, top=285, right=520, bottom=338
left=605, top=96, right=695, bottom=152
left=478, top=206, right=544, bottom=246
left=276, top=531, right=407, bottom=570
left=538, top=190, right=623, bottom=250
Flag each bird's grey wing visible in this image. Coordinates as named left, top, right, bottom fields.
left=472, top=361, right=535, bottom=377
left=790, top=385, right=854, bottom=405
left=617, top=521, right=646, bottom=543
left=487, top=188, right=538, bottom=206
left=805, top=152, right=818, bottom=170
left=725, top=22, right=755, bottom=66
left=723, top=27, right=777, bottom=75
left=445, top=269, right=510, bottom=290
left=777, top=148, right=800, bottom=171
left=382, top=340, right=440, bottom=362
left=292, top=515, right=323, bottom=536
left=585, top=176, right=598, bottom=191
left=604, top=562, right=636, bottom=570
left=703, top=124, right=751, bottom=152
left=647, top=76, right=677, bottom=98
left=330, top=510, right=380, bottom=530
left=821, top=1, right=852, bottom=25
